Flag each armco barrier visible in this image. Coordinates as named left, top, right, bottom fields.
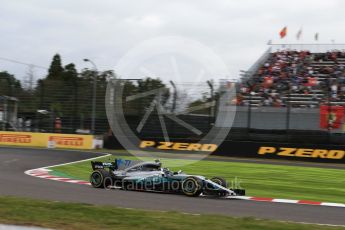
left=0, top=131, right=95, bottom=149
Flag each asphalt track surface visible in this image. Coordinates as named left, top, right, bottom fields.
left=0, top=147, right=344, bottom=226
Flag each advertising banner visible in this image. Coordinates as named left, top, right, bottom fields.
left=320, top=105, right=344, bottom=129
left=213, top=140, right=345, bottom=164
left=134, top=138, right=345, bottom=163
left=0, top=131, right=95, bottom=149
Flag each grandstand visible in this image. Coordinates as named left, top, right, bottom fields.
left=216, top=44, right=345, bottom=145
left=235, top=44, right=345, bottom=108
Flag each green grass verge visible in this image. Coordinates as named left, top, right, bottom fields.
left=0, top=196, right=343, bottom=230
left=50, top=155, right=345, bottom=204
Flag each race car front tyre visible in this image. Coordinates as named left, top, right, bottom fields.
left=210, top=176, right=228, bottom=188
left=181, top=177, right=203, bottom=197
left=90, top=169, right=113, bottom=188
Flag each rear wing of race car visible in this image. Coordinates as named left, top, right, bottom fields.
left=91, top=159, right=142, bottom=171
left=91, top=161, right=117, bottom=170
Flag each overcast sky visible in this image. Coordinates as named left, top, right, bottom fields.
left=1, top=0, right=345, bottom=85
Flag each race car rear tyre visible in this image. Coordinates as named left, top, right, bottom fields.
left=181, top=177, right=203, bottom=197
left=90, top=169, right=112, bottom=188
left=210, top=176, right=228, bottom=188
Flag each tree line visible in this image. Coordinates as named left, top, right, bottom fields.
left=0, top=54, right=171, bottom=133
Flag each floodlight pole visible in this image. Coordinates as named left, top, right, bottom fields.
left=170, top=81, right=177, bottom=113
left=207, top=80, right=215, bottom=126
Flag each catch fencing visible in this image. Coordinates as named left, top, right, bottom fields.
left=0, top=79, right=108, bottom=134
left=2, top=77, right=345, bottom=146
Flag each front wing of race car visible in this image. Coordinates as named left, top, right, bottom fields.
left=200, top=178, right=245, bottom=196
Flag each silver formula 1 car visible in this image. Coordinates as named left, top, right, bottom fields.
left=90, top=159, right=245, bottom=197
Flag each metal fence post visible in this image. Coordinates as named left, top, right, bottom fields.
left=286, top=82, right=291, bottom=141
left=247, top=91, right=252, bottom=133
left=83, top=59, right=98, bottom=134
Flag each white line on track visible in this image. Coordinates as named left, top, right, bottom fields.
left=24, top=152, right=111, bottom=187
left=44, top=153, right=112, bottom=169
left=24, top=153, right=111, bottom=175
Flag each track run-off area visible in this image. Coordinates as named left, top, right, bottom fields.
left=0, top=146, right=345, bottom=226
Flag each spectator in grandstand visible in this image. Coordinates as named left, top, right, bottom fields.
left=237, top=50, right=345, bottom=108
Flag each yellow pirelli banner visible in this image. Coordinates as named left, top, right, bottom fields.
left=0, top=131, right=95, bottom=149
